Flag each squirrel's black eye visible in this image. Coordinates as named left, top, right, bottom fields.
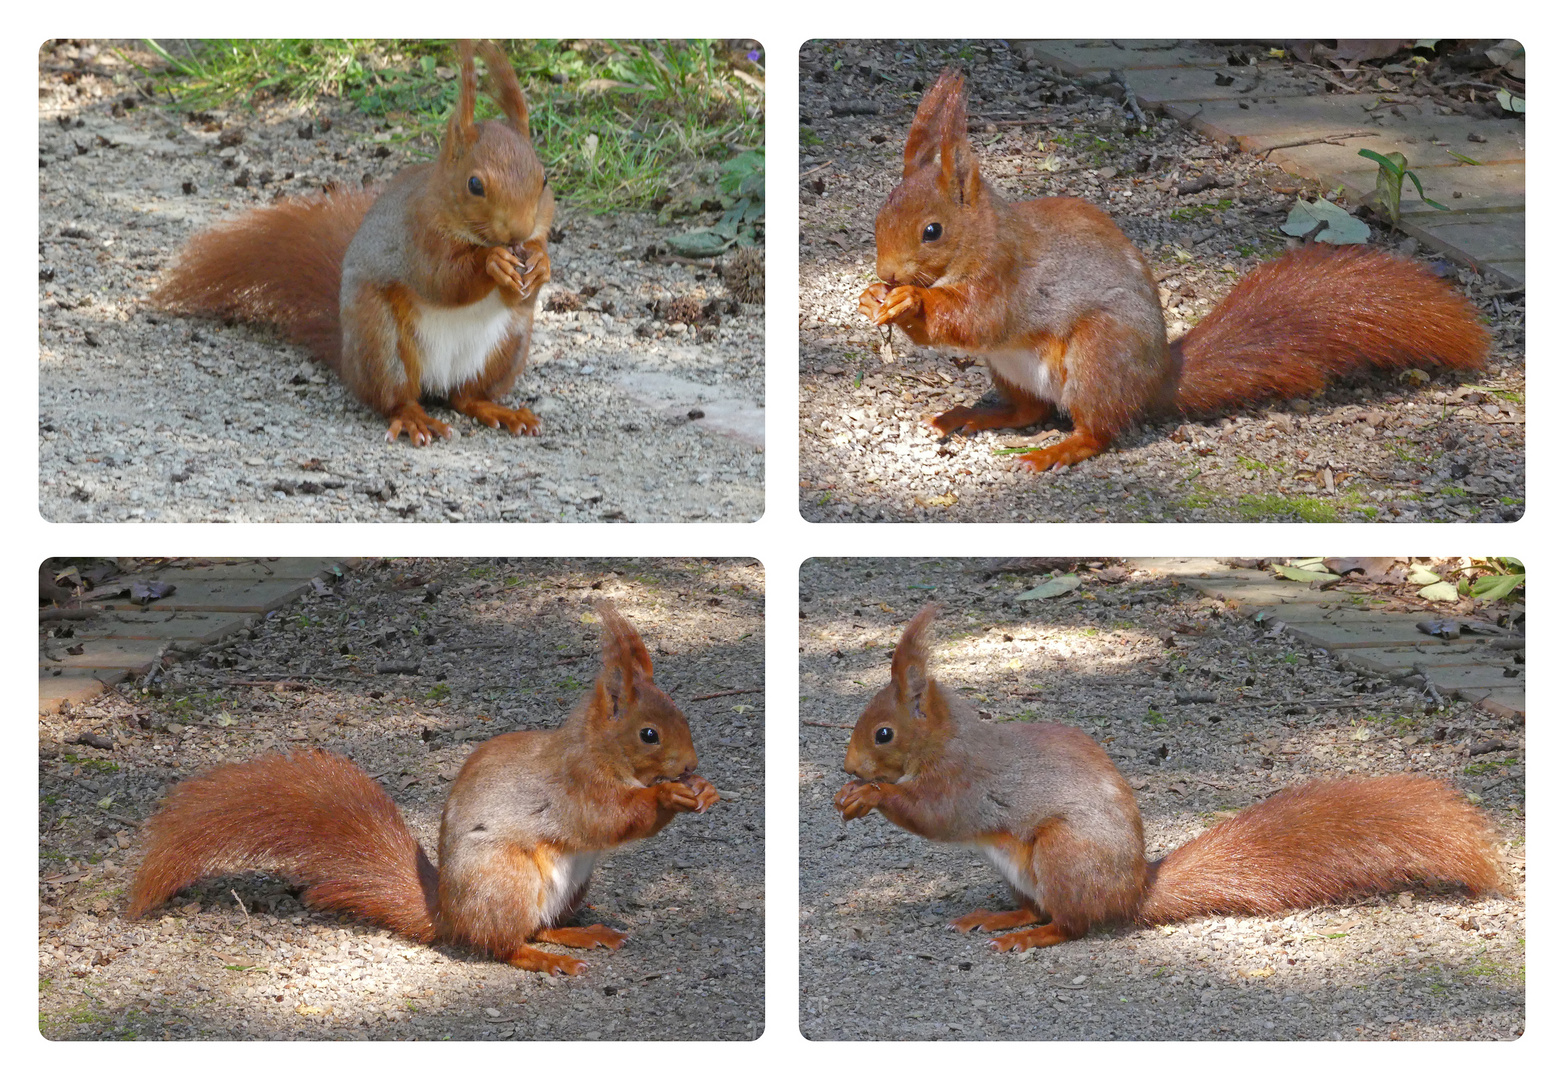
left=639, top=727, right=659, bottom=744
left=922, top=222, right=942, bottom=243
left=875, top=726, right=893, bottom=745
left=468, top=176, right=485, bottom=197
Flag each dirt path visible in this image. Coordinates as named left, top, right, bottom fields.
left=38, top=42, right=763, bottom=523
left=798, top=40, right=1523, bottom=523
left=799, top=558, right=1523, bottom=1041
left=40, top=558, right=764, bottom=1040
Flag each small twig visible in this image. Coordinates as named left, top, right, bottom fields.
left=231, top=889, right=250, bottom=924
left=1302, top=63, right=1362, bottom=95
left=1110, top=69, right=1147, bottom=127
left=802, top=720, right=854, bottom=729
left=221, top=673, right=365, bottom=685
left=102, top=812, right=142, bottom=828
left=690, top=687, right=764, bottom=701
left=646, top=253, right=719, bottom=270
left=798, top=159, right=835, bottom=180
left=1436, top=79, right=1508, bottom=94
left=1259, top=131, right=1378, bottom=157
left=1226, top=697, right=1367, bottom=711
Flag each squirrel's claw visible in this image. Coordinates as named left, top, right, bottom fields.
left=385, top=404, right=453, bottom=446
left=517, top=243, right=551, bottom=299
left=485, top=246, right=528, bottom=293
left=858, top=282, right=891, bottom=321
left=451, top=396, right=542, bottom=436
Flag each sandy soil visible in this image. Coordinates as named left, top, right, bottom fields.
left=38, top=41, right=763, bottom=522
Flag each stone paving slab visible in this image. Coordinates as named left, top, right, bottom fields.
left=1329, top=163, right=1523, bottom=215
left=1132, top=558, right=1524, bottom=721
left=41, top=638, right=175, bottom=672
left=1340, top=641, right=1495, bottom=674
left=71, top=611, right=255, bottom=644
left=1118, top=65, right=1323, bottom=106
left=1465, top=686, right=1523, bottom=719
left=39, top=670, right=128, bottom=714
left=1017, top=42, right=1525, bottom=287
left=1262, top=606, right=1436, bottom=650
left=40, top=558, right=355, bottom=713
left=93, top=576, right=321, bottom=614
left=1396, top=211, right=1526, bottom=286
left=1016, top=40, right=1237, bottom=75
left=137, top=558, right=355, bottom=581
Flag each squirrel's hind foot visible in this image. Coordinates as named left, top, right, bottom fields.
left=506, top=943, right=590, bottom=976
left=1013, top=430, right=1110, bottom=472
left=534, top=924, right=628, bottom=951
left=949, top=906, right=1044, bottom=934
left=988, top=923, right=1080, bottom=952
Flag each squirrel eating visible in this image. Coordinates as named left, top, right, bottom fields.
left=128, top=602, right=717, bottom=976
left=153, top=40, right=554, bottom=445
left=858, top=69, right=1491, bottom=472
left=833, top=605, right=1501, bottom=952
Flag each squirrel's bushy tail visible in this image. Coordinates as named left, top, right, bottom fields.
left=1168, top=246, right=1490, bottom=416
left=151, top=189, right=378, bottom=368
left=128, top=749, right=439, bottom=943
left=1140, top=775, right=1500, bottom=926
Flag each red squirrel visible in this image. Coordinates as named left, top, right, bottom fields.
left=858, top=69, right=1491, bottom=472
left=128, top=603, right=717, bottom=976
left=833, top=605, right=1501, bottom=952
left=153, top=40, right=553, bottom=446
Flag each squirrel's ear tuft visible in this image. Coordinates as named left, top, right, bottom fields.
left=477, top=40, right=531, bottom=141
left=596, top=601, right=655, bottom=688
left=937, top=83, right=979, bottom=205
left=891, top=603, right=938, bottom=700
left=903, top=68, right=964, bottom=179
left=443, top=40, right=480, bottom=163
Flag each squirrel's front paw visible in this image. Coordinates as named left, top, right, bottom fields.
left=833, top=778, right=882, bottom=821
left=515, top=242, right=551, bottom=299
left=858, top=283, right=891, bottom=321
left=874, top=285, right=923, bottom=326
left=485, top=246, right=527, bottom=293
left=656, top=777, right=715, bottom=813
left=681, top=774, right=721, bottom=813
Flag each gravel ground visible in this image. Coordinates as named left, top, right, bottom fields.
left=40, top=557, right=765, bottom=1040
left=38, top=41, right=764, bottom=523
left=798, top=40, right=1525, bottom=523
left=799, top=558, right=1524, bottom=1041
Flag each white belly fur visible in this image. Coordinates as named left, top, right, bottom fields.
left=540, top=850, right=602, bottom=924
left=958, top=840, right=1037, bottom=901
left=413, top=290, right=516, bottom=395
left=983, top=347, right=1061, bottom=406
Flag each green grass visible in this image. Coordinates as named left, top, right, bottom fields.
left=134, top=39, right=764, bottom=212
left=1238, top=494, right=1341, bottom=523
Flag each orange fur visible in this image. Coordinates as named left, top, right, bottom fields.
left=839, top=606, right=1503, bottom=952
left=1141, top=775, right=1500, bottom=924
left=1171, top=245, right=1491, bottom=416
left=151, top=40, right=553, bottom=443
left=126, top=749, right=439, bottom=942
left=128, top=603, right=716, bottom=974
left=864, top=68, right=1492, bottom=469
left=151, top=188, right=377, bottom=369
